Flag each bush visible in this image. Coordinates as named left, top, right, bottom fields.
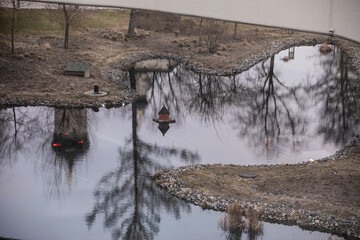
left=218, top=203, right=263, bottom=239
left=201, top=19, right=228, bottom=53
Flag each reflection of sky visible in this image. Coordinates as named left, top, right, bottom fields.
left=0, top=45, right=354, bottom=240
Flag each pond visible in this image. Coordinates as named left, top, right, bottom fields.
left=0, top=45, right=358, bottom=240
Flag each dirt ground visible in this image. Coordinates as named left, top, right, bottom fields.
left=181, top=139, right=360, bottom=219
left=0, top=22, right=309, bottom=105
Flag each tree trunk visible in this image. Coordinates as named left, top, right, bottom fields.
left=11, top=0, right=15, bottom=54
left=198, top=18, right=203, bottom=43
left=64, top=23, right=69, bottom=49
left=234, top=23, right=238, bottom=38
left=127, top=9, right=136, bottom=37
left=63, top=4, right=69, bottom=49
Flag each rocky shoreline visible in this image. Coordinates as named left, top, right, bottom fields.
left=155, top=138, right=360, bottom=239
left=1, top=35, right=359, bottom=109
left=115, top=35, right=360, bottom=77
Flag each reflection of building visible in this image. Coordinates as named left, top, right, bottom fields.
left=288, top=47, right=295, bottom=60
left=129, top=59, right=178, bottom=92
left=51, top=109, right=90, bottom=190
left=153, top=106, right=176, bottom=136
left=135, top=72, right=149, bottom=99
left=134, top=59, right=178, bottom=72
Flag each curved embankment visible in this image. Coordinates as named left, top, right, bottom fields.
left=154, top=137, right=360, bottom=239
left=116, top=35, right=360, bottom=77
left=1, top=35, right=359, bottom=109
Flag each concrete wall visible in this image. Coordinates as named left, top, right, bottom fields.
left=31, top=0, right=360, bottom=42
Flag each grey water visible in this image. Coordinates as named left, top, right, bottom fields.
left=1, top=45, right=358, bottom=240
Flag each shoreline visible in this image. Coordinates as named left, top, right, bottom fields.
left=154, top=137, right=360, bottom=239
left=1, top=35, right=359, bottom=109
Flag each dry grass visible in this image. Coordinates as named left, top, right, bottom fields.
left=182, top=142, right=360, bottom=219
left=218, top=203, right=263, bottom=239
left=245, top=206, right=263, bottom=233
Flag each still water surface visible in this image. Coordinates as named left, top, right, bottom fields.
left=0, top=45, right=358, bottom=239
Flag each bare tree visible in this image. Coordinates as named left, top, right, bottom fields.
left=10, top=0, right=15, bottom=54
left=50, top=4, right=84, bottom=49
left=234, top=23, right=238, bottom=38
left=0, top=0, right=17, bottom=54
left=202, top=19, right=228, bottom=53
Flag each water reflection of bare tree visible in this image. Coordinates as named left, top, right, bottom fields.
left=86, top=103, right=199, bottom=240
left=0, top=107, right=53, bottom=170
left=184, top=73, right=243, bottom=125
left=234, top=56, right=306, bottom=159
left=308, top=47, right=360, bottom=145
left=145, top=66, right=244, bottom=125
left=147, top=70, right=183, bottom=117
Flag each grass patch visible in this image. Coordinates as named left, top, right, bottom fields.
left=0, top=8, right=60, bottom=34
left=0, top=8, right=130, bottom=36
left=83, top=9, right=130, bottom=30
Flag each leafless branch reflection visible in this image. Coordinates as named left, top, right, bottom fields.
left=86, top=103, right=198, bottom=240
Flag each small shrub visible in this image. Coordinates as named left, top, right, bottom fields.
left=154, top=170, right=164, bottom=178
left=218, top=203, right=263, bottom=239
left=41, top=42, right=51, bottom=50
left=179, top=19, right=197, bottom=35
left=201, top=19, right=228, bottom=53
left=117, top=32, right=125, bottom=39
left=228, top=202, right=245, bottom=229
left=319, top=43, right=332, bottom=54
left=102, top=33, right=110, bottom=39
left=245, top=206, right=263, bottom=233
left=16, top=54, right=24, bottom=60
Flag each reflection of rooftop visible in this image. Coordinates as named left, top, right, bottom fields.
left=158, top=122, right=170, bottom=136
left=134, top=59, right=178, bottom=72
left=153, top=105, right=175, bottom=136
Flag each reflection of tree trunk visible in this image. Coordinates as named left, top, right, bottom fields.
left=12, top=107, right=17, bottom=139
left=129, top=68, right=136, bottom=89
left=131, top=102, right=140, bottom=237
left=262, top=56, right=281, bottom=155
left=340, top=54, right=348, bottom=144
